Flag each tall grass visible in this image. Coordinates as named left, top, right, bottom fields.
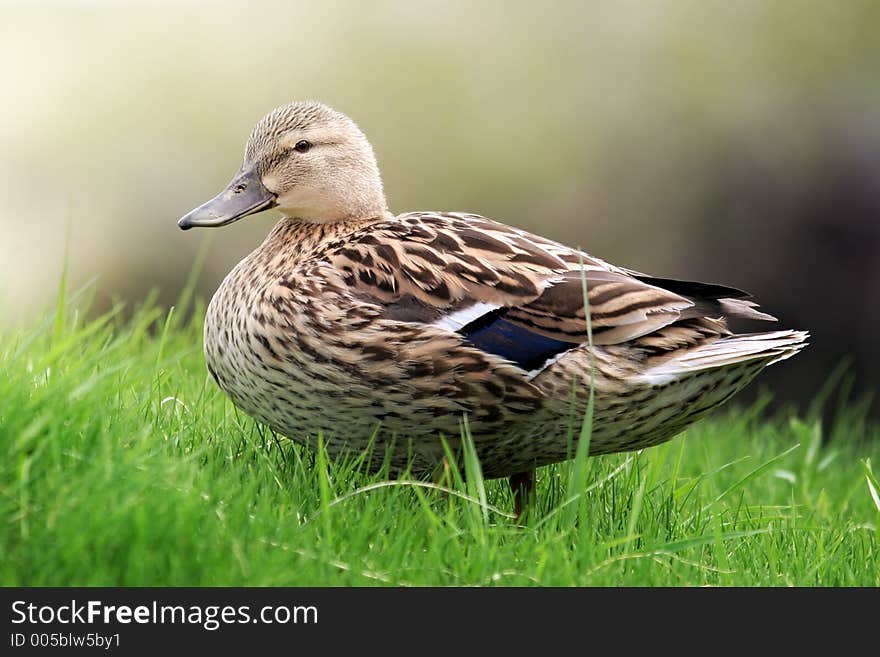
left=1, top=289, right=877, bottom=586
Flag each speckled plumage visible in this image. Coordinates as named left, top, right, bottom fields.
left=182, top=101, right=807, bottom=482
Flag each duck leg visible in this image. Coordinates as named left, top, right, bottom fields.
left=509, top=470, right=535, bottom=519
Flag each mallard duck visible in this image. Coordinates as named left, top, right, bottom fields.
left=179, top=101, right=806, bottom=515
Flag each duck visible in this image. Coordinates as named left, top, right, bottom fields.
left=178, top=101, right=807, bottom=516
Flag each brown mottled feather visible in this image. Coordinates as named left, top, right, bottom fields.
left=201, top=210, right=806, bottom=479
left=327, top=212, right=741, bottom=349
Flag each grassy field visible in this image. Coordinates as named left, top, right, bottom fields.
left=2, top=286, right=878, bottom=587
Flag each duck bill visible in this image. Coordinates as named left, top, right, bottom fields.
left=178, top=168, right=277, bottom=230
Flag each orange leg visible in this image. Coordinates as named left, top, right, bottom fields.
left=509, top=470, right=535, bottom=520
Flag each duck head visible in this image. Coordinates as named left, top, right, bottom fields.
left=178, top=101, right=387, bottom=229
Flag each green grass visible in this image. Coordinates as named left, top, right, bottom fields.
left=2, top=289, right=878, bottom=586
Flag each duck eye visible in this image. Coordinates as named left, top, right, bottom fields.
left=293, top=140, right=312, bottom=153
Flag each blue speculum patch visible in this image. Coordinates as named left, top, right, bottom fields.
left=460, top=314, right=574, bottom=371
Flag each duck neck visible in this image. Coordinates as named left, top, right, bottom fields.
left=262, top=212, right=393, bottom=263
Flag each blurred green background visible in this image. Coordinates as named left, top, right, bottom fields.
left=2, top=0, right=878, bottom=413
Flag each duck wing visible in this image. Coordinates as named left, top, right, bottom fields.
left=327, top=212, right=773, bottom=372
